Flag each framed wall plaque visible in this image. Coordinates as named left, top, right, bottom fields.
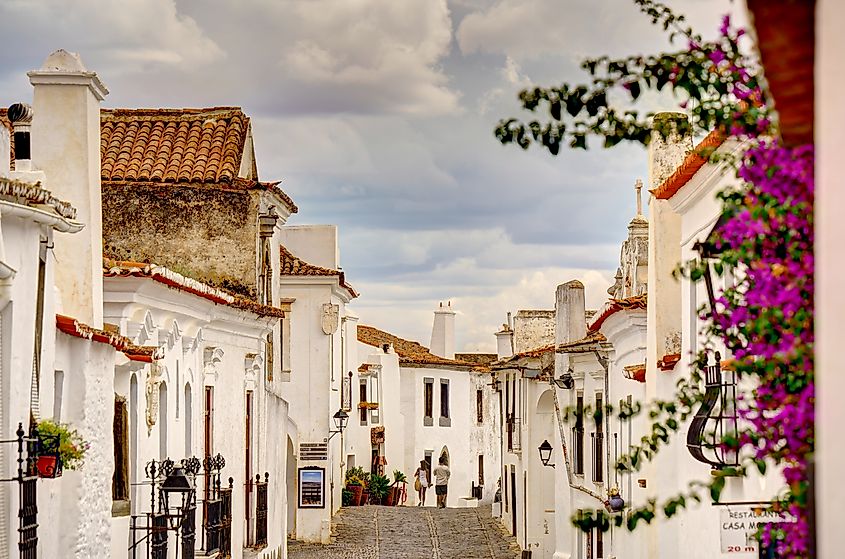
left=298, top=467, right=325, bottom=508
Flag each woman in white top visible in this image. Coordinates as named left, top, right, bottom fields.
left=414, top=459, right=430, bottom=506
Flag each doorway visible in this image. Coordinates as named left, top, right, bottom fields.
left=510, top=466, right=517, bottom=537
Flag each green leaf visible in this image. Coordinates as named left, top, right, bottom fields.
left=628, top=81, right=641, bottom=100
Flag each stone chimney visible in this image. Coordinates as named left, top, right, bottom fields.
left=430, top=301, right=455, bottom=359
left=646, top=112, right=690, bottom=380
left=28, top=50, right=108, bottom=327
left=555, top=280, right=586, bottom=346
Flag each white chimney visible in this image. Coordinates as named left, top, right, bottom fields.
left=646, top=112, right=691, bottom=377
left=555, top=280, right=586, bottom=345
left=495, top=324, right=513, bottom=360
left=28, top=50, right=108, bottom=327
left=430, top=301, right=455, bottom=359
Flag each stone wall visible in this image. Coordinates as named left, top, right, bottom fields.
left=103, top=184, right=260, bottom=299
left=512, top=310, right=555, bottom=353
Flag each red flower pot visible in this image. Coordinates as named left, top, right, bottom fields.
left=36, top=455, right=62, bottom=478
left=347, top=484, right=364, bottom=506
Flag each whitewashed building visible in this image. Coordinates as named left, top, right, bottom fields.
left=276, top=228, right=359, bottom=543
left=643, top=115, right=782, bottom=559
left=347, top=303, right=501, bottom=508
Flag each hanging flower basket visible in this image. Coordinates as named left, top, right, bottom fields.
left=35, top=420, right=87, bottom=478
left=358, top=402, right=379, bottom=410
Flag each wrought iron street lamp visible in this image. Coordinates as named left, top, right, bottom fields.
left=160, top=465, right=193, bottom=514
left=538, top=439, right=555, bottom=468
left=328, top=408, right=349, bottom=441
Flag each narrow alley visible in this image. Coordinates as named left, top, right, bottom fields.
left=288, top=506, right=522, bottom=559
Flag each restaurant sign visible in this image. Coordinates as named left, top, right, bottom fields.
left=719, top=506, right=795, bottom=554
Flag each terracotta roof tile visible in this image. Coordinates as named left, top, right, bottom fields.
left=280, top=245, right=357, bottom=298
left=556, top=331, right=607, bottom=353
left=623, top=363, right=646, bottom=383
left=357, top=324, right=482, bottom=370
left=651, top=130, right=726, bottom=200
left=589, top=294, right=647, bottom=332
left=56, top=314, right=158, bottom=362
left=100, top=107, right=247, bottom=184
left=492, top=344, right=555, bottom=374
left=103, top=258, right=285, bottom=318
left=0, top=176, right=77, bottom=220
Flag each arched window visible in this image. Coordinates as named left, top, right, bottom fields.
left=184, top=383, right=192, bottom=457
left=159, top=382, right=168, bottom=459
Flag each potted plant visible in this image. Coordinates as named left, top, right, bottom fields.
left=390, top=470, right=407, bottom=506
left=367, top=473, right=391, bottom=505
left=605, top=486, right=625, bottom=513
left=342, top=488, right=354, bottom=507
left=345, top=466, right=368, bottom=506
left=35, top=419, right=87, bottom=478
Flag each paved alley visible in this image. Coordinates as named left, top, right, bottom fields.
left=288, top=505, right=522, bottom=559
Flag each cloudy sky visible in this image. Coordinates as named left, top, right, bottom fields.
left=0, top=0, right=744, bottom=352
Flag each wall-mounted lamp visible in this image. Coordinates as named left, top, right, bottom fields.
left=553, top=368, right=575, bottom=389
left=538, top=439, right=555, bottom=468
left=328, top=408, right=349, bottom=441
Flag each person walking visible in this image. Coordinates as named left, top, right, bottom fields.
left=414, top=459, right=430, bottom=506
left=433, top=456, right=450, bottom=509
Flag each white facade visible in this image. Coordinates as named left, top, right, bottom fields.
left=277, top=225, right=358, bottom=544
left=346, top=307, right=500, bottom=509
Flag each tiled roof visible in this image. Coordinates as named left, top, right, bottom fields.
left=100, top=107, right=247, bottom=184
left=0, top=176, right=77, bottom=220
left=103, top=258, right=285, bottom=318
left=280, top=245, right=358, bottom=298
left=1, top=106, right=299, bottom=214
left=492, top=344, right=555, bottom=374
left=589, top=294, right=648, bottom=332
left=357, top=325, right=482, bottom=369
left=56, top=314, right=158, bottom=362
left=651, top=130, right=726, bottom=200
left=455, top=353, right=499, bottom=366
left=556, top=331, right=607, bottom=353
left=623, top=363, right=646, bottom=383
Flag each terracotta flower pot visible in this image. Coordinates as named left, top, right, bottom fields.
left=36, top=455, right=62, bottom=478
left=347, top=484, right=364, bottom=506
left=385, top=487, right=396, bottom=506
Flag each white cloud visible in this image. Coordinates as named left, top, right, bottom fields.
left=456, top=0, right=748, bottom=60
left=279, top=0, right=460, bottom=115
left=0, top=0, right=223, bottom=70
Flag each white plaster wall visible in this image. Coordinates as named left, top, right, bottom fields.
left=817, top=1, right=845, bottom=555
left=278, top=226, right=339, bottom=270
left=278, top=280, right=350, bottom=543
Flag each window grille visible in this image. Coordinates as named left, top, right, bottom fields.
left=686, top=351, right=740, bottom=468
left=591, top=432, right=604, bottom=483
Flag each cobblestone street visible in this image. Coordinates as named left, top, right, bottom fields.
left=288, top=505, right=521, bottom=559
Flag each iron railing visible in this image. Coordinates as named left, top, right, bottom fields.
left=255, top=473, right=268, bottom=547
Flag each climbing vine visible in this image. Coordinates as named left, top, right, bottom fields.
left=496, top=2, right=814, bottom=557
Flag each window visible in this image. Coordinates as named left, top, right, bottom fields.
left=593, top=393, right=604, bottom=483
left=204, top=386, right=214, bottom=458
left=184, top=384, right=192, bottom=457
left=266, top=332, right=274, bottom=382
left=440, top=379, right=450, bottom=420
left=424, top=378, right=434, bottom=426
left=573, top=392, right=585, bottom=475
left=596, top=524, right=603, bottom=558
left=370, top=376, right=380, bottom=424
left=478, top=455, right=484, bottom=486
left=476, top=389, right=483, bottom=423
left=359, top=380, right=368, bottom=425
left=52, top=370, right=64, bottom=421
left=158, top=383, right=168, bottom=459
left=112, top=395, right=129, bottom=513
